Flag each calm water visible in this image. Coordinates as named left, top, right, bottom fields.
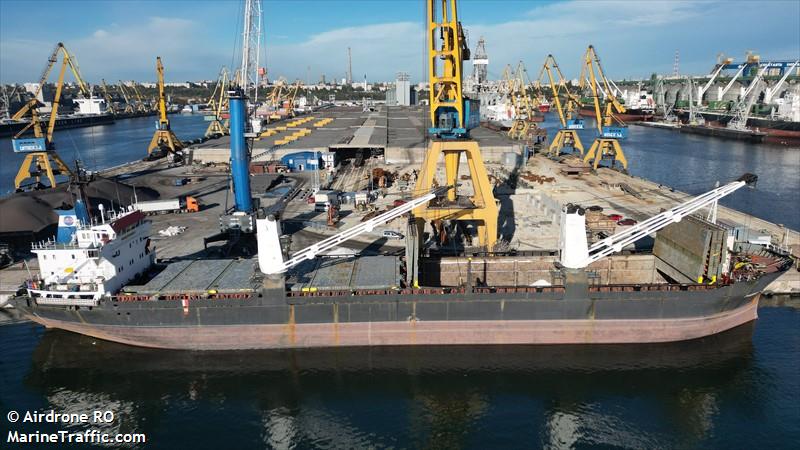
left=1, top=309, right=798, bottom=449
left=1, top=114, right=799, bottom=448
left=0, top=114, right=210, bottom=196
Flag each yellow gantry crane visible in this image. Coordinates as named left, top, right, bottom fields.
left=413, top=0, right=498, bottom=250
left=147, top=57, right=184, bottom=156
left=9, top=42, right=87, bottom=189
left=205, top=67, right=230, bottom=137
left=538, top=54, right=584, bottom=157
left=579, top=45, right=629, bottom=170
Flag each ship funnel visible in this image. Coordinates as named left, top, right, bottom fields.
left=559, top=204, right=589, bottom=269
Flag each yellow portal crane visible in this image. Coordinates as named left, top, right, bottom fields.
left=117, top=81, right=136, bottom=114
left=413, top=0, right=498, bottom=250
left=100, top=79, right=117, bottom=115
left=579, top=45, right=628, bottom=170
left=266, top=78, right=286, bottom=122
left=284, top=80, right=302, bottom=117
left=507, top=61, right=537, bottom=140
left=205, top=67, right=230, bottom=137
left=130, top=81, right=149, bottom=113
left=147, top=57, right=184, bottom=156
left=538, top=54, right=584, bottom=157
left=9, top=42, right=86, bottom=189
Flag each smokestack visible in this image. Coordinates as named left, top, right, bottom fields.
left=347, top=47, right=353, bottom=85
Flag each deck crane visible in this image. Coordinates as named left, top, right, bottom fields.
left=561, top=175, right=757, bottom=269
left=538, top=54, right=585, bottom=157
left=579, top=45, right=629, bottom=170
left=258, top=187, right=451, bottom=275
left=205, top=67, right=230, bottom=137
left=412, top=0, right=498, bottom=250
left=146, top=57, right=184, bottom=156
left=9, top=42, right=89, bottom=190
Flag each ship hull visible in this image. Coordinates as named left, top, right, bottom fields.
left=25, top=296, right=758, bottom=350
left=0, top=114, right=115, bottom=138
left=580, top=107, right=654, bottom=122
left=674, top=110, right=800, bottom=142
left=14, top=272, right=779, bottom=350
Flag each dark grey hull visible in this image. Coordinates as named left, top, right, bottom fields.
left=13, top=272, right=782, bottom=350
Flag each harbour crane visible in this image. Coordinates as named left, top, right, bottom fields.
left=727, top=64, right=769, bottom=131
left=538, top=54, right=585, bottom=157
left=117, top=81, right=136, bottom=114
left=9, top=42, right=89, bottom=189
left=100, top=79, right=117, bottom=115
left=130, top=81, right=149, bottom=113
left=284, top=80, right=302, bottom=118
left=266, top=77, right=286, bottom=122
left=507, top=61, right=537, bottom=140
left=412, top=0, right=498, bottom=250
left=146, top=57, right=184, bottom=156
left=764, top=60, right=799, bottom=104
left=205, top=67, right=230, bottom=137
left=578, top=45, right=629, bottom=170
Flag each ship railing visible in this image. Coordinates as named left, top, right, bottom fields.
left=588, top=283, right=719, bottom=293
left=31, top=240, right=83, bottom=250
left=102, top=282, right=725, bottom=304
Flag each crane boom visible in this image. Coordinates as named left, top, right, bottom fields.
left=572, top=179, right=751, bottom=267
left=146, top=57, right=183, bottom=156
left=258, top=187, right=449, bottom=275
left=579, top=45, right=629, bottom=169
left=540, top=54, right=585, bottom=157
left=697, top=63, right=726, bottom=106
left=765, top=60, right=799, bottom=104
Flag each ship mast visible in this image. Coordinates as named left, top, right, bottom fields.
left=240, top=0, right=263, bottom=106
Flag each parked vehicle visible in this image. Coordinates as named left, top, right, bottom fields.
left=134, top=196, right=199, bottom=215
left=382, top=230, right=404, bottom=239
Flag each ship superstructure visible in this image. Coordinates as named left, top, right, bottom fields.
left=28, top=208, right=153, bottom=304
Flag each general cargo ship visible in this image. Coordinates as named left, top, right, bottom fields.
left=11, top=176, right=792, bottom=350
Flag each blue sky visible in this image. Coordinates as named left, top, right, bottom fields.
left=1, top=0, right=798, bottom=84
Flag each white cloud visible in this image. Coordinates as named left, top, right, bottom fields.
left=1, top=16, right=227, bottom=83
left=265, top=22, right=425, bottom=82
left=1, top=1, right=797, bottom=84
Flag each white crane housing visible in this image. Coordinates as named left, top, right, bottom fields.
left=560, top=178, right=753, bottom=269
left=257, top=187, right=449, bottom=275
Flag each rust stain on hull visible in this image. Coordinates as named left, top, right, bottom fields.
left=26, top=298, right=760, bottom=351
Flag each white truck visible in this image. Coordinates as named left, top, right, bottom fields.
left=134, top=196, right=199, bottom=215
